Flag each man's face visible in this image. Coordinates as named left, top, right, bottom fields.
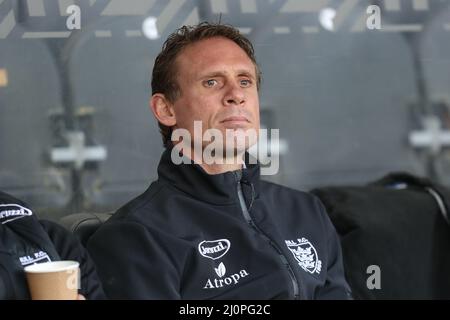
left=170, top=36, right=260, bottom=154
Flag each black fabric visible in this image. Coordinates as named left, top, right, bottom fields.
left=311, top=172, right=450, bottom=299
left=88, top=148, right=351, bottom=300
left=0, top=191, right=60, bottom=299
left=0, top=191, right=105, bottom=300
left=59, top=213, right=113, bottom=247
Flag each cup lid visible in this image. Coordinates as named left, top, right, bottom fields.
left=24, top=261, right=79, bottom=273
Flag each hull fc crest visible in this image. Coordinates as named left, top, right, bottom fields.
left=285, top=238, right=322, bottom=275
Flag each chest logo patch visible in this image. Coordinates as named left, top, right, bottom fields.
left=285, top=238, right=322, bottom=275
left=0, top=204, right=32, bottom=224
left=198, top=239, right=230, bottom=260
left=19, top=251, right=51, bottom=267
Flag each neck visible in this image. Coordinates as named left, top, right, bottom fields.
left=199, top=161, right=243, bottom=175
left=185, top=147, right=245, bottom=175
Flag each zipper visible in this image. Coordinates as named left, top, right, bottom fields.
left=234, top=171, right=300, bottom=300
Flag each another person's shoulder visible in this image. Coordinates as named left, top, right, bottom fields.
left=107, top=181, right=168, bottom=223
left=39, top=219, right=78, bottom=246
left=38, top=220, right=92, bottom=270
left=0, top=190, right=27, bottom=206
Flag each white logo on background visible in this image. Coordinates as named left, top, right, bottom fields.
left=203, top=268, right=250, bottom=290
left=198, top=239, right=231, bottom=260
left=19, top=251, right=51, bottom=266
left=286, top=238, right=322, bottom=275
left=171, top=121, right=282, bottom=176
left=215, top=262, right=226, bottom=278
left=0, top=204, right=32, bottom=224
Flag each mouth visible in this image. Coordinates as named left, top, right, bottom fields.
left=220, top=116, right=250, bottom=124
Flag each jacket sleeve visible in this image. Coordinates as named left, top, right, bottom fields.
left=40, top=220, right=106, bottom=300
left=87, top=219, right=182, bottom=299
left=315, top=201, right=353, bottom=300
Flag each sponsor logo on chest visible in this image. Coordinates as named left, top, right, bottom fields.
left=198, top=239, right=250, bottom=289
left=198, top=239, right=230, bottom=260
left=0, top=204, right=32, bottom=224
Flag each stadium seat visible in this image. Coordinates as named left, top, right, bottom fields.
left=59, top=212, right=113, bottom=247
left=312, top=172, right=450, bottom=299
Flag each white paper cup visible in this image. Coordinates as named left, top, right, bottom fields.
left=24, top=261, right=80, bottom=300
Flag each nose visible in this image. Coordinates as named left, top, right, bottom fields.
left=223, top=81, right=245, bottom=107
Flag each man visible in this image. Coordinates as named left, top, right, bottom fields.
left=0, top=191, right=105, bottom=299
left=88, top=22, right=352, bottom=299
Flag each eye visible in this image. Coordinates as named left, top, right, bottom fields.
left=240, top=79, right=252, bottom=87
left=204, top=79, right=218, bottom=87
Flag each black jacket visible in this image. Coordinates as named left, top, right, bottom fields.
left=88, top=149, right=351, bottom=299
left=0, top=191, right=105, bottom=299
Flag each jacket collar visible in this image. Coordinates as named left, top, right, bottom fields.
left=157, top=147, right=261, bottom=205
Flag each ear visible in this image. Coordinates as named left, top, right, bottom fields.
left=149, top=93, right=177, bottom=127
